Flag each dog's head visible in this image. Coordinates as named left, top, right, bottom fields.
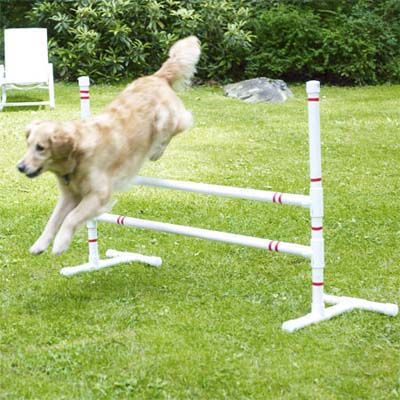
left=17, top=120, right=77, bottom=178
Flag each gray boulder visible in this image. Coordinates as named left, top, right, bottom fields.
left=223, top=78, right=293, bottom=103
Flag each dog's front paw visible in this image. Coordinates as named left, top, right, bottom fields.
left=149, top=148, right=164, bottom=161
left=30, top=237, right=51, bottom=255
left=52, top=231, right=72, bottom=255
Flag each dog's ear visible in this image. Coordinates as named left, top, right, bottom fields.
left=25, top=120, right=42, bottom=139
left=50, top=124, right=77, bottom=159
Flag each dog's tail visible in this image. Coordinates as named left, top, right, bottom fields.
left=154, top=36, right=201, bottom=91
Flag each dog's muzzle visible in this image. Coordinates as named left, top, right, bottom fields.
left=17, top=162, right=42, bottom=178
left=17, top=161, right=26, bottom=173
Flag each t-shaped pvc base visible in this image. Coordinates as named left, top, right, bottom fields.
left=60, top=249, right=162, bottom=277
left=282, top=293, right=398, bottom=332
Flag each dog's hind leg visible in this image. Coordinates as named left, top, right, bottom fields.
left=30, top=190, right=78, bottom=254
left=52, top=190, right=110, bottom=255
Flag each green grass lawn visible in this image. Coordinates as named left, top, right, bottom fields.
left=0, top=82, right=399, bottom=399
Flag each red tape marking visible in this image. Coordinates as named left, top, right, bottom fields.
left=268, top=241, right=280, bottom=252
left=312, top=282, right=324, bottom=286
left=80, top=96, right=90, bottom=100
left=116, top=216, right=126, bottom=225
left=88, top=239, right=97, bottom=243
left=312, top=226, right=323, bottom=231
left=308, top=98, right=319, bottom=102
left=273, top=193, right=283, bottom=204
left=310, top=177, right=322, bottom=182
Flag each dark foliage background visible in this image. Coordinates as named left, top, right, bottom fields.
left=1, top=0, right=399, bottom=84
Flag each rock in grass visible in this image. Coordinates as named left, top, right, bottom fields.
left=223, top=78, right=293, bottom=103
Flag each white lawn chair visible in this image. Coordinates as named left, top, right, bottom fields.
left=0, top=28, right=55, bottom=111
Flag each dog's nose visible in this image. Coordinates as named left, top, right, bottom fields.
left=17, top=161, right=26, bottom=173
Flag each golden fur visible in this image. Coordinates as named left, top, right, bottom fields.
left=17, top=36, right=200, bottom=255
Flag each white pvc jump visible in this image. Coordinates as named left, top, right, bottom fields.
left=133, top=176, right=311, bottom=208
left=96, top=213, right=312, bottom=259
left=59, top=76, right=398, bottom=332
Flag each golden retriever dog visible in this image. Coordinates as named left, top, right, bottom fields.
left=17, top=36, right=200, bottom=255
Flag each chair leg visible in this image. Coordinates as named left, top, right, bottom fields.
left=0, top=86, right=6, bottom=111
left=48, top=63, right=55, bottom=109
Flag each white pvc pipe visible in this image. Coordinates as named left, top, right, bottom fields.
left=96, top=213, right=312, bottom=259
left=282, top=302, right=354, bottom=333
left=282, top=294, right=399, bottom=333
left=60, top=250, right=162, bottom=276
left=134, top=176, right=311, bottom=208
left=78, top=76, right=90, bottom=119
left=78, top=75, right=101, bottom=269
left=324, top=294, right=399, bottom=317
left=87, top=219, right=99, bottom=267
left=307, top=80, right=325, bottom=316
left=307, top=80, right=322, bottom=182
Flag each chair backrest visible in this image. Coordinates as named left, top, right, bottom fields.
left=4, top=28, right=49, bottom=84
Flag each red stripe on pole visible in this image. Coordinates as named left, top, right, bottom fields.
left=121, top=216, right=126, bottom=225
left=278, top=194, right=283, bottom=204
left=308, top=97, right=319, bottom=102
left=268, top=241, right=273, bottom=251
left=88, top=239, right=97, bottom=243
left=80, top=90, right=89, bottom=94
left=311, top=226, right=323, bottom=231
left=272, top=193, right=277, bottom=203
left=310, top=177, right=322, bottom=182
left=312, top=282, right=324, bottom=286
left=117, top=216, right=122, bottom=224
left=274, top=241, right=280, bottom=252
left=80, top=96, right=90, bottom=100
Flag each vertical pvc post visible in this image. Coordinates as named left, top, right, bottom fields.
left=78, top=76, right=99, bottom=267
left=78, top=76, right=90, bottom=119
left=307, top=80, right=325, bottom=316
left=87, top=219, right=99, bottom=266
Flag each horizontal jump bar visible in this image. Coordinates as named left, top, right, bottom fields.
left=134, top=176, right=310, bottom=208
left=97, top=213, right=312, bottom=259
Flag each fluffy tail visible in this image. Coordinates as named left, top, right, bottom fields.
left=155, top=36, right=201, bottom=91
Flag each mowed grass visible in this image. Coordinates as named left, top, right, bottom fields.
left=0, top=82, right=399, bottom=399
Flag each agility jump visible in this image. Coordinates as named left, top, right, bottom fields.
left=60, top=76, right=398, bottom=332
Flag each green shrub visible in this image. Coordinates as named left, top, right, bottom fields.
left=20, top=0, right=400, bottom=84
left=27, top=0, right=254, bottom=83
left=249, top=1, right=400, bottom=85
left=319, top=1, right=400, bottom=84
left=245, top=5, right=323, bottom=82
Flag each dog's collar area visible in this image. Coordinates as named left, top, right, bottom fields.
left=62, top=174, right=71, bottom=185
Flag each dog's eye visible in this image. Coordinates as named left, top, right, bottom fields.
left=35, top=144, right=45, bottom=152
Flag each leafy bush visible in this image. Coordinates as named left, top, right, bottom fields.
left=20, top=0, right=400, bottom=84
left=27, top=0, right=254, bottom=83
left=245, top=5, right=323, bottom=82
left=248, top=1, right=400, bottom=84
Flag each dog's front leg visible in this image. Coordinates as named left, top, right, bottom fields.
left=52, top=191, right=109, bottom=255
left=30, top=190, right=78, bottom=254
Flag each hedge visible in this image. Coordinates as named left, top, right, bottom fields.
left=1, top=0, right=399, bottom=84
